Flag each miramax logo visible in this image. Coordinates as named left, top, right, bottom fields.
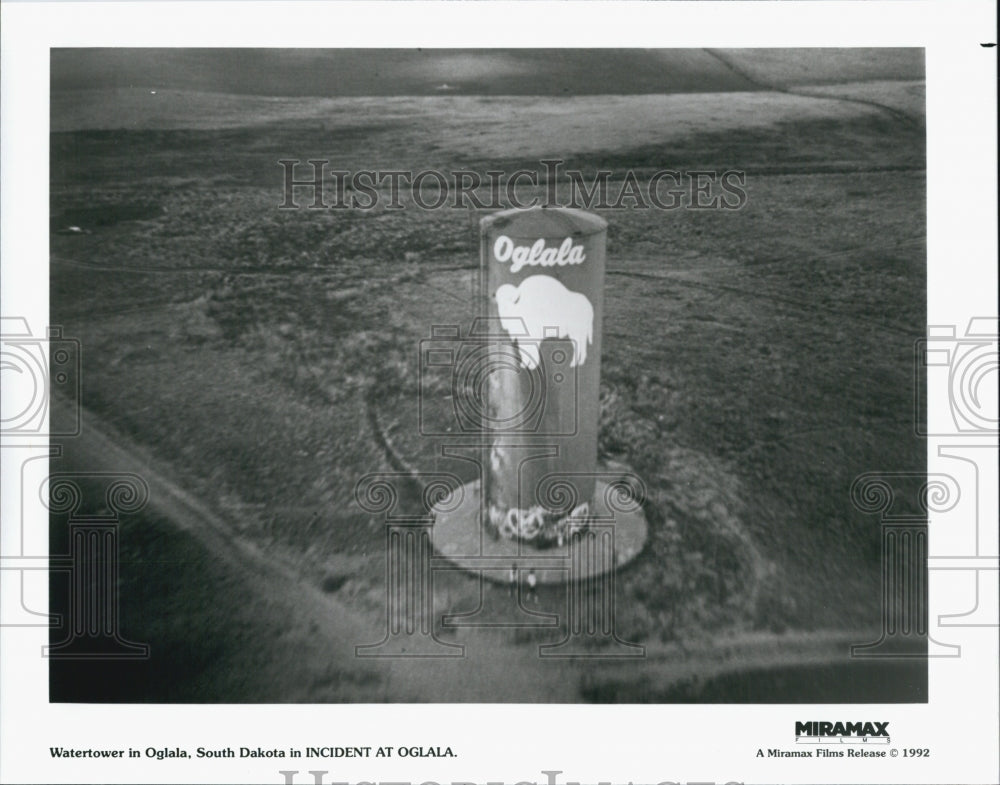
left=795, top=721, right=890, bottom=744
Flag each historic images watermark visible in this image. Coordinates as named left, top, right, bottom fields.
left=278, top=159, right=748, bottom=211
left=352, top=467, right=646, bottom=660
left=915, top=318, right=998, bottom=437
left=846, top=317, right=999, bottom=659
left=277, top=770, right=743, bottom=785
left=848, top=471, right=960, bottom=659
left=1, top=318, right=149, bottom=659
left=357, top=314, right=999, bottom=663
left=354, top=208, right=645, bottom=660
left=1, top=316, right=81, bottom=439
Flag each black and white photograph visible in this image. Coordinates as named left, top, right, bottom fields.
left=44, top=46, right=931, bottom=703
left=1, top=2, right=997, bottom=784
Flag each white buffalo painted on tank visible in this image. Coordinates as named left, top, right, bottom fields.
left=494, top=274, right=594, bottom=370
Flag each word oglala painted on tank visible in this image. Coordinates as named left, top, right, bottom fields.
left=493, top=235, right=586, bottom=274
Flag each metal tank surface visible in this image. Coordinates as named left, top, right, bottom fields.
left=481, top=206, right=607, bottom=544
left=432, top=206, right=647, bottom=584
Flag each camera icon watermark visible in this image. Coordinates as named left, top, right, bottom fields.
left=916, top=318, right=998, bottom=436
left=0, top=317, right=81, bottom=438
left=418, top=321, right=580, bottom=437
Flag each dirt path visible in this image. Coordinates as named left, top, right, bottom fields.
left=702, top=48, right=923, bottom=127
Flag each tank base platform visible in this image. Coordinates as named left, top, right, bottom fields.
left=431, top=477, right=648, bottom=585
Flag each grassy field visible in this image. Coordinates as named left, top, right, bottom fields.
left=49, top=84, right=927, bottom=701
